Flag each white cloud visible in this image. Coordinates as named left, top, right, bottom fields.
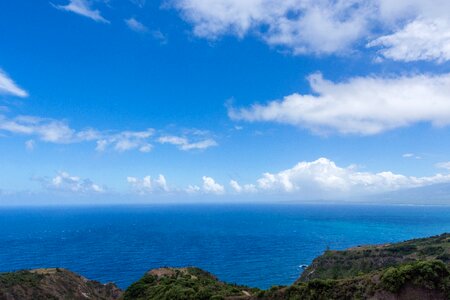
left=127, top=174, right=170, bottom=194
left=186, top=184, right=201, bottom=193
left=0, top=115, right=97, bottom=143
left=229, top=180, right=257, bottom=193
left=53, top=0, right=109, bottom=23
left=436, top=162, right=450, bottom=171
left=242, top=157, right=450, bottom=199
left=172, top=0, right=370, bottom=55
left=229, top=72, right=450, bottom=135
left=403, top=153, right=421, bottom=159
left=96, top=129, right=154, bottom=153
left=186, top=176, right=225, bottom=194
left=368, top=18, right=450, bottom=63
left=0, top=70, right=28, bottom=97
left=158, top=135, right=217, bottom=150
left=202, top=176, right=225, bottom=194
left=0, top=113, right=216, bottom=153
left=171, top=0, right=450, bottom=60
left=125, top=17, right=148, bottom=32
left=0, top=114, right=153, bottom=152
left=38, top=171, right=104, bottom=193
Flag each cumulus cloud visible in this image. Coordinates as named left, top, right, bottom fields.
left=202, top=176, right=225, bottom=194
left=125, top=17, right=148, bottom=32
left=229, top=158, right=450, bottom=199
left=127, top=174, right=170, bottom=194
left=186, top=184, right=201, bottom=194
left=158, top=135, right=217, bottom=150
left=229, top=73, right=450, bottom=135
left=171, top=0, right=450, bottom=60
left=186, top=176, right=225, bottom=194
left=37, top=171, right=104, bottom=193
left=229, top=180, right=257, bottom=193
left=368, top=18, right=450, bottom=63
left=0, top=70, right=28, bottom=97
left=53, top=0, right=109, bottom=23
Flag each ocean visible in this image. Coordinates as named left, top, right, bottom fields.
left=0, top=204, right=449, bottom=289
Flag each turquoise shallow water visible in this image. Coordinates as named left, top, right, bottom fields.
left=0, top=204, right=449, bottom=289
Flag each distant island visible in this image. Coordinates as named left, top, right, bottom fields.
left=1, top=233, right=449, bottom=300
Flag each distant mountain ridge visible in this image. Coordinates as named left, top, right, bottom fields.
left=365, top=182, right=450, bottom=205
left=1, top=233, right=449, bottom=299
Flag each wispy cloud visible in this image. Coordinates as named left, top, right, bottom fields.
left=25, top=139, right=35, bottom=151
left=125, top=17, right=148, bottom=32
left=436, top=162, right=450, bottom=171
left=158, top=135, right=217, bottom=151
left=125, top=17, right=168, bottom=44
left=403, top=153, right=421, bottom=159
left=95, top=129, right=154, bottom=153
left=0, top=70, right=28, bottom=98
left=0, top=113, right=216, bottom=153
left=53, top=0, right=109, bottom=23
left=35, top=171, right=104, bottom=193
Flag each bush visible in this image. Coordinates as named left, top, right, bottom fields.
left=381, top=260, right=449, bottom=293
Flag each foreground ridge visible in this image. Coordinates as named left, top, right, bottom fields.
left=1, top=233, right=449, bottom=299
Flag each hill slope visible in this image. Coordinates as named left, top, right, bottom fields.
left=299, top=233, right=450, bottom=282
left=0, top=268, right=122, bottom=300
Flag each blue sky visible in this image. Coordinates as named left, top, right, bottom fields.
left=1, top=0, right=450, bottom=204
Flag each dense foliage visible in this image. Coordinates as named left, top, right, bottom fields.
left=123, top=267, right=258, bottom=300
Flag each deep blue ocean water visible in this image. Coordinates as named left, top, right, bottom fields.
left=0, top=204, right=450, bottom=289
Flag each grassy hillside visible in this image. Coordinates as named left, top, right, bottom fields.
left=299, top=233, right=450, bottom=282
left=258, top=260, right=450, bottom=300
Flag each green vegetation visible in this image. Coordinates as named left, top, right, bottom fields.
left=123, top=267, right=259, bottom=300
left=381, top=260, right=450, bottom=293
left=257, top=260, right=450, bottom=300
left=0, top=271, right=43, bottom=288
left=299, top=233, right=450, bottom=281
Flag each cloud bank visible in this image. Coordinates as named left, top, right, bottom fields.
left=117, top=158, right=450, bottom=201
